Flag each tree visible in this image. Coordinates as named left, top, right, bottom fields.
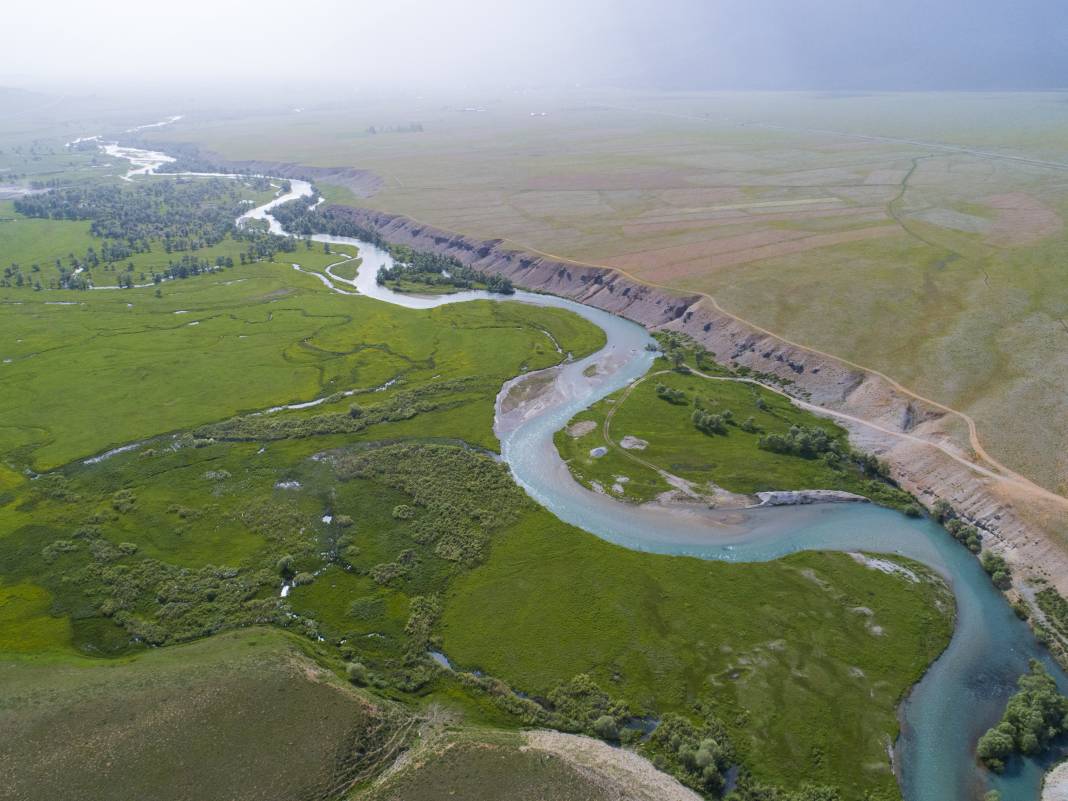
left=976, top=723, right=1015, bottom=772
left=977, top=661, right=1068, bottom=772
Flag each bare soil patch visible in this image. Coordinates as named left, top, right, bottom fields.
left=522, top=730, right=702, bottom=801
left=567, top=420, right=597, bottom=438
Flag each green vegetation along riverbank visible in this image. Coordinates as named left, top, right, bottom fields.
left=556, top=333, right=916, bottom=510
left=0, top=176, right=954, bottom=801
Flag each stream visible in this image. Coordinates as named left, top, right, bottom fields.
left=97, top=136, right=1067, bottom=801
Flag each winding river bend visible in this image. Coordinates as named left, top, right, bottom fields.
left=101, top=140, right=1067, bottom=800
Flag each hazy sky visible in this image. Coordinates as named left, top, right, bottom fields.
left=4, top=0, right=1067, bottom=92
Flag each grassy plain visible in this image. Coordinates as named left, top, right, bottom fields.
left=0, top=255, right=951, bottom=799
left=440, top=516, right=952, bottom=795
left=143, top=91, right=1068, bottom=497
left=0, top=241, right=600, bottom=469
left=0, top=170, right=952, bottom=799
left=555, top=359, right=910, bottom=505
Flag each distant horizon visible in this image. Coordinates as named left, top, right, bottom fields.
left=5, top=0, right=1068, bottom=95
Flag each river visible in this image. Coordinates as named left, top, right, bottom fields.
left=100, top=137, right=1067, bottom=800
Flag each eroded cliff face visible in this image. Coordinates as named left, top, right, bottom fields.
left=334, top=207, right=700, bottom=326
left=325, top=204, right=1068, bottom=596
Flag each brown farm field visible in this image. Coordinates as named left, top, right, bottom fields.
left=142, top=91, right=1068, bottom=499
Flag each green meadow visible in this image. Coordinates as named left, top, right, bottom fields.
left=441, top=520, right=952, bottom=794
left=0, top=246, right=600, bottom=469
left=556, top=348, right=914, bottom=509
left=0, top=189, right=951, bottom=800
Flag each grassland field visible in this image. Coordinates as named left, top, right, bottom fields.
left=0, top=118, right=968, bottom=800
left=136, top=91, right=1068, bottom=500
left=0, top=196, right=955, bottom=799
left=555, top=345, right=914, bottom=508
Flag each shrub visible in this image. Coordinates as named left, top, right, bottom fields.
left=345, top=661, right=370, bottom=685
left=758, top=425, right=844, bottom=460
left=434, top=529, right=489, bottom=565
left=392, top=504, right=415, bottom=520
left=981, top=551, right=1012, bottom=589
left=370, top=561, right=408, bottom=585
left=547, top=674, right=615, bottom=731
left=655, top=383, right=687, bottom=404
left=946, top=518, right=982, bottom=553
left=692, top=409, right=728, bottom=436
left=41, top=539, right=78, bottom=564
left=593, top=715, right=620, bottom=741
left=111, top=489, right=136, bottom=513
left=276, top=555, right=295, bottom=578
left=977, top=724, right=1015, bottom=772
left=642, top=709, right=734, bottom=794
left=933, top=498, right=955, bottom=522
left=292, top=571, right=314, bottom=586
left=405, top=595, right=442, bottom=650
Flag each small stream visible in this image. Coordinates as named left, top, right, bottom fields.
left=95, top=135, right=1068, bottom=801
